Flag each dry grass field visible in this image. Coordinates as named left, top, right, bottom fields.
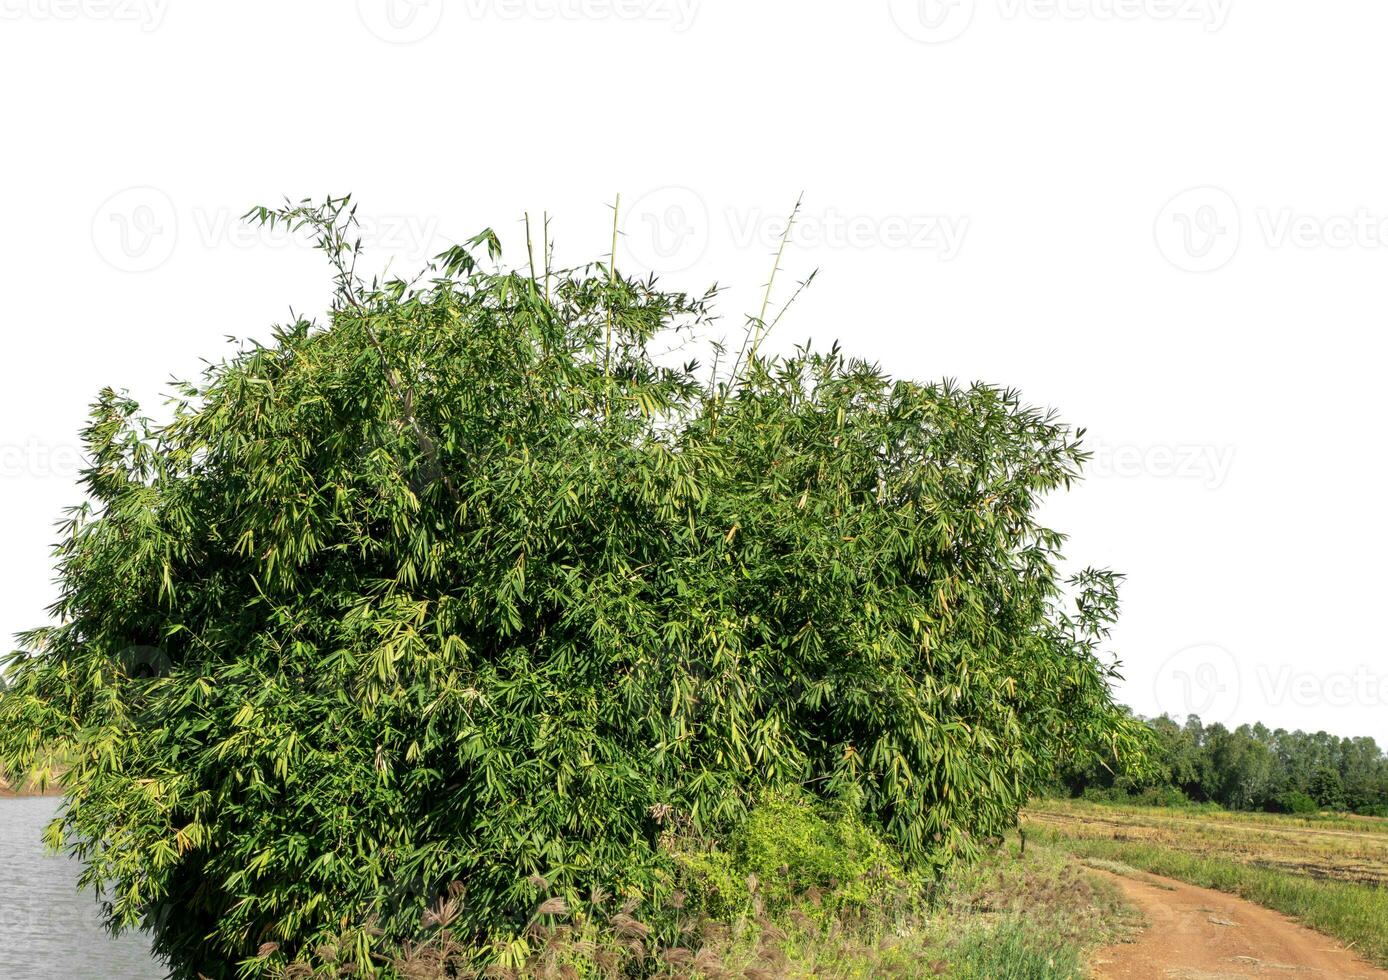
left=1028, top=798, right=1388, bottom=888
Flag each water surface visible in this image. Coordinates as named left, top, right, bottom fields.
left=0, top=796, right=164, bottom=979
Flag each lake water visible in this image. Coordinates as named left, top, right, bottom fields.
left=0, top=796, right=165, bottom=979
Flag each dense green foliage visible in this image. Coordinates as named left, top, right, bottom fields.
left=1061, top=714, right=1388, bottom=815
left=0, top=198, right=1144, bottom=976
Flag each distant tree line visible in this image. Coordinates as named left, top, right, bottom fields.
left=1059, top=713, right=1388, bottom=816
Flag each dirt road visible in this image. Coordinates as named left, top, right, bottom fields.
left=1088, top=868, right=1388, bottom=979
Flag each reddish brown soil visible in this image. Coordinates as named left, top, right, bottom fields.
left=1089, top=868, right=1388, bottom=979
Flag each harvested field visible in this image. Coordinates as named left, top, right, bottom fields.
left=1027, top=799, right=1388, bottom=888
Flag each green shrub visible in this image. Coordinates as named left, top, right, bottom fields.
left=0, top=198, right=1143, bottom=977
left=670, top=791, right=923, bottom=922
left=732, top=793, right=910, bottom=914
left=1131, top=785, right=1193, bottom=808
left=1277, top=791, right=1319, bottom=815
left=1083, top=784, right=1196, bottom=809
left=1078, top=786, right=1127, bottom=804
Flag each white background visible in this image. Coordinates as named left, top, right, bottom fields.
left=2, top=0, right=1385, bottom=744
